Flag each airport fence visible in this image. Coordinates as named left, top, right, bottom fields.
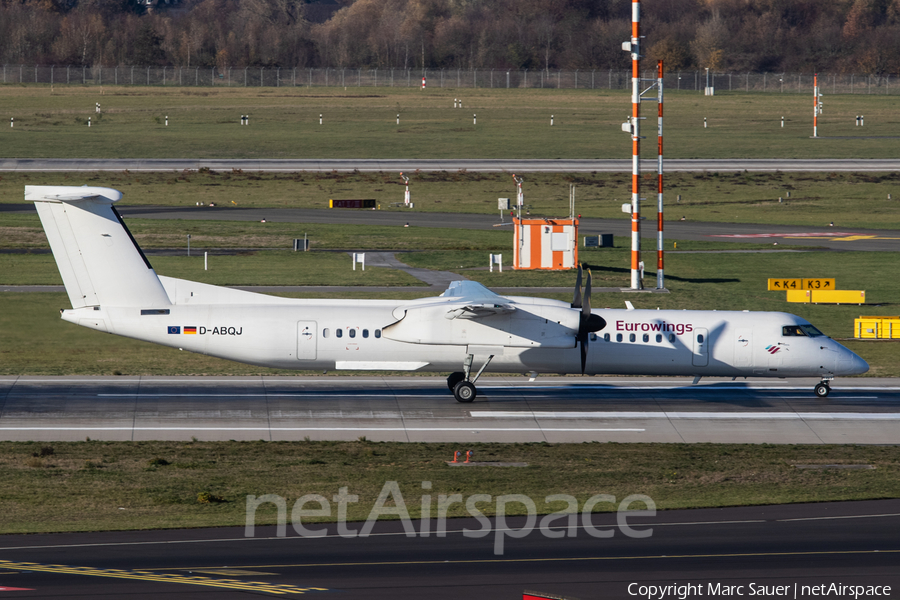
left=1, top=65, right=896, bottom=94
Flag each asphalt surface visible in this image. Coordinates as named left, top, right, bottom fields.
left=1, top=376, right=898, bottom=444
left=2, top=158, right=900, bottom=172
left=0, top=500, right=897, bottom=599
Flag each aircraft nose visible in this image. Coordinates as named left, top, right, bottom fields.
left=838, top=350, right=869, bottom=376
left=850, top=352, right=869, bottom=375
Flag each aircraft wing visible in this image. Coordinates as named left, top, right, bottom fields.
left=441, top=280, right=505, bottom=300
left=441, top=280, right=515, bottom=317
left=390, top=280, right=516, bottom=321
left=383, top=280, right=578, bottom=348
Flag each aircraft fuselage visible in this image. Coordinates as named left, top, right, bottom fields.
left=63, top=290, right=865, bottom=380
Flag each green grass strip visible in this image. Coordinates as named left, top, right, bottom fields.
left=3, top=440, right=898, bottom=534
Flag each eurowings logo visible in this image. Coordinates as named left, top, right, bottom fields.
left=765, top=345, right=781, bottom=354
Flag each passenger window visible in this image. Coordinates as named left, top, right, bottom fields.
left=697, top=334, right=704, bottom=344
left=590, top=333, right=597, bottom=341
left=375, top=329, right=381, bottom=338
left=629, top=333, right=636, bottom=342
left=604, top=333, right=610, bottom=342
left=323, top=328, right=330, bottom=338
left=668, top=333, right=675, bottom=343
left=656, top=334, right=662, bottom=343
left=336, top=329, right=343, bottom=338
left=363, top=329, right=369, bottom=338
left=616, top=333, right=623, bottom=342
left=642, top=334, right=649, bottom=343
left=349, top=329, right=356, bottom=338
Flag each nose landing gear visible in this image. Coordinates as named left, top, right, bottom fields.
left=815, top=376, right=833, bottom=398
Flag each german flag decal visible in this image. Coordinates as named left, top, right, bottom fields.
left=184, top=326, right=197, bottom=334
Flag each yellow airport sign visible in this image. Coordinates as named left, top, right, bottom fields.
left=802, top=278, right=835, bottom=290
left=769, top=278, right=802, bottom=290
left=812, top=290, right=865, bottom=304
left=767, top=278, right=835, bottom=291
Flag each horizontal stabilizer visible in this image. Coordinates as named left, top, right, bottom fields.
left=25, top=187, right=122, bottom=204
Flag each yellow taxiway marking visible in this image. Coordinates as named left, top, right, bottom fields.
left=784, top=235, right=900, bottom=241
left=193, top=548, right=900, bottom=571
left=0, top=560, right=325, bottom=595
left=190, top=568, right=279, bottom=576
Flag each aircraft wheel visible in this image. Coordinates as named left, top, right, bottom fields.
left=447, top=372, right=466, bottom=392
left=815, top=382, right=831, bottom=398
left=453, top=381, right=477, bottom=403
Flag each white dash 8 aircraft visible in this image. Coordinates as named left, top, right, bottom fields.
left=29, top=185, right=868, bottom=401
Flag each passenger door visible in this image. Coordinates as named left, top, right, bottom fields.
left=297, top=321, right=317, bottom=360
left=735, top=328, right=752, bottom=368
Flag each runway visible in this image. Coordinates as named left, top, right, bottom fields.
left=2, top=158, right=900, bottom=172
left=2, top=376, right=898, bottom=444
left=0, top=500, right=897, bottom=599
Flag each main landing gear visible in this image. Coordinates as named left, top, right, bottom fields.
left=447, top=353, right=494, bottom=403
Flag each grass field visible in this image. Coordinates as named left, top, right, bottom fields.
left=2, top=86, right=900, bottom=159
left=5, top=170, right=900, bottom=230
left=2, top=440, right=898, bottom=534
left=0, top=212, right=516, bottom=250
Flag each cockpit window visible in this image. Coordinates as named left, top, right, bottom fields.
left=783, top=324, right=825, bottom=337
left=800, top=324, right=824, bottom=337
left=782, top=325, right=806, bottom=336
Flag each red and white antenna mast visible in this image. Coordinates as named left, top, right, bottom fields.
left=622, top=0, right=664, bottom=289
left=656, top=60, right=665, bottom=290
left=626, top=0, right=642, bottom=289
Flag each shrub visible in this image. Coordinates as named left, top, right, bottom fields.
left=197, top=491, right=225, bottom=504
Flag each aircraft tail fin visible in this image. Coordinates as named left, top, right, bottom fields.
left=28, top=185, right=171, bottom=309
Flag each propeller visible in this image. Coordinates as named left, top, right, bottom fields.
left=572, top=264, right=606, bottom=374
left=572, top=263, right=583, bottom=309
